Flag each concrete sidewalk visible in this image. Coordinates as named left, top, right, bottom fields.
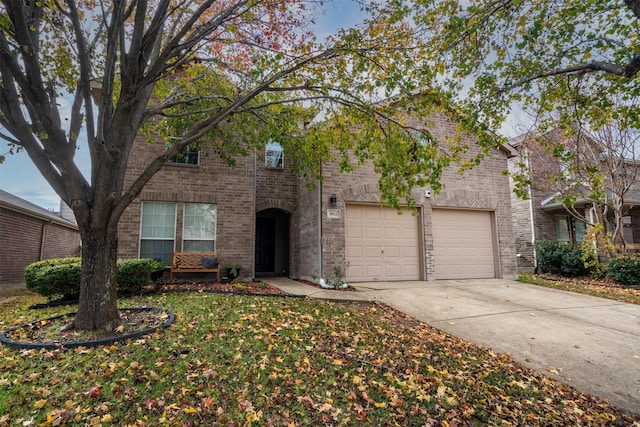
left=266, top=277, right=640, bottom=416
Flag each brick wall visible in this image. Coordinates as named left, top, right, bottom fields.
left=296, top=175, right=320, bottom=281
left=0, top=207, right=80, bottom=286
left=255, top=149, right=300, bottom=277
left=306, top=111, right=518, bottom=282
left=508, top=149, right=535, bottom=270
left=118, top=135, right=257, bottom=278
left=118, top=135, right=304, bottom=280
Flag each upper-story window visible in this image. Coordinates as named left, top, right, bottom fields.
left=265, top=141, right=284, bottom=168
left=167, top=146, right=199, bottom=165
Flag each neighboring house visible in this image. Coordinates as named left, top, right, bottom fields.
left=117, top=112, right=518, bottom=283
left=0, top=190, right=81, bottom=288
left=508, top=129, right=640, bottom=272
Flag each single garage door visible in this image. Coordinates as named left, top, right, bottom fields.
left=431, top=209, right=496, bottom=279
left=345, top=204, right=420, bottom=282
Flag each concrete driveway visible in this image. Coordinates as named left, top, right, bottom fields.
left=268, top=277, right=640, bottom=415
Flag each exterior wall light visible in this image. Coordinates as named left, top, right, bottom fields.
left=329, top=194, right=337, bottom=207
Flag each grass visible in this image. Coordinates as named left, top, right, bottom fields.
left=1, top=291, right=639, bottom=426
left=518, top=272, right=640, bottom=305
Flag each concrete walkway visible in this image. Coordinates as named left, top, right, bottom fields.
left=266, top=277, right=640, bottom=416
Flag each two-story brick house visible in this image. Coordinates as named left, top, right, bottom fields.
left=117, top=112, right=518, bottom=283
left=508, top=128, right=640, bottom=272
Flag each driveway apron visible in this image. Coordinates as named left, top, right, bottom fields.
left=352, top=279, right=640, bottom=416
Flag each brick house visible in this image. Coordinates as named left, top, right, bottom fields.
left=117, top=112, right=518, bottom=283
left=508, top=129, right=640, bottom=272
left=0, top=190, right=81, bottom=289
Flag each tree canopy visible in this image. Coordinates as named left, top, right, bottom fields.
left=422, top=0, right=640, bottom=132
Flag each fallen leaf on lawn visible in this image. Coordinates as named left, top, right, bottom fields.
left=34, top=399, right=47, bottom=409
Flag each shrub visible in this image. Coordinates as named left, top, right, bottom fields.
left=607, top=257, right=640, bottom=287
left=25, top=257, right=165, bottom=298
left=25, top=257, right=82, bottom=298
left=580, top=243, right=606, bottom=279
left=116, top=258, right=165, bottom=293
left=535, top=240, right=587, bottom=277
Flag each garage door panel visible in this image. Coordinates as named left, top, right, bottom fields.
left=432, top=209, right=496, bottom=280
left=384, top=246, right=402, bottom=257
left=346, top=245, right=363, bottom=258
left=347, top=265, right=364, bottom=278
left=346, top=226, right=362, bottom=238
left=365, top=246, right=382, bottom=257
left=366, top=265, right=383, bottom=277
left=365, top=227, right=382, bottom=239
left=346, top=204, right=420, bottom=282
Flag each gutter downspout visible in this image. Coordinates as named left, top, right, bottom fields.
left=252, top=149, right=257, bottom=280
left=318, top=163, right=323, bottom=281
left=40, top=219, right=53, bottom=260
left=525, top=147, right=538, bottom=273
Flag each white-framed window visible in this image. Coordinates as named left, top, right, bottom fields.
left=555, top=215, right=585, bottom=244
left=140, top=202, right=177, bottom=265
left=412, top=131, right=435, bottom=165
left=182, top=203, right=217, bottom=252
left=167, top=145, right=199, bottom=165
left=265, top=141, right=284, bottom=168
left=555, top=216, right=571, bottom=242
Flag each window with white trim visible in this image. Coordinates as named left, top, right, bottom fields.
left=140, top=202, right=176, bottom=265
left=182, top=203, right=217, bottom=252
left=167, top=146, right=199, bottom=165
left=265, top=141, right=284, bottom=168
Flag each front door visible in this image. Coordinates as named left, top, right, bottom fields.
left=255, top=217, right=276, bottom=274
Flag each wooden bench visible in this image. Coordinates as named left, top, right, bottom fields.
left=625, top=243, right=640, bottom=253
left=170, top=252, right=220, bottom=282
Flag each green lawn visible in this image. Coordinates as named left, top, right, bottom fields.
left=518, top=272, right=640, bottom=305
left=1, top=291, right=638, bottom=426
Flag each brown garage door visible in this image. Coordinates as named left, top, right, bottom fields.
left=431, top=209, right=496, bottom=279
left=345, top=204, right=420, bottom=282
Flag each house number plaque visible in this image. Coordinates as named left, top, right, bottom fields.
left=327, top=209, right=342, bottom=219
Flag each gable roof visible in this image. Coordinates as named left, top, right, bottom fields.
left=0, top=189, right=78, bottom=229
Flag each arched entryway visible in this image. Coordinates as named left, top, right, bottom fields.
left=255, top=208, right=290, bottom=277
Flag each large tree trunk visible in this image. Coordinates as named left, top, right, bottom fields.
left=74, top=223, right=122, bottom=331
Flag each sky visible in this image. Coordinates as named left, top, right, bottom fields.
left=0, top=0, right=523, bottom=212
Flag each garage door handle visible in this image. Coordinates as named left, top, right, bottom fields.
left=381, top=247, right=384, bottom=254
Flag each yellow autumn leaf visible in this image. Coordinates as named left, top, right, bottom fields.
left=183, top=406, right=198, bottom=414
left=100, top=414, right=112, bottom=422
left=34, top=399, right=47, bottom=409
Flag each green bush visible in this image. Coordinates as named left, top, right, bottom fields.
left=116, top=258, right=165, bottom=293
left=535, top=240, right=587, bottom=277
left=607, top=257, right=640, bottom=286
left=25, top=257, right=165, bottom=298
left=25, top=257, right=82, bottom=298
left=580, top=243, right=606, bottom=280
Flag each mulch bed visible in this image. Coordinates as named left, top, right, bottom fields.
left=148, top=279, right=290, bottom=296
